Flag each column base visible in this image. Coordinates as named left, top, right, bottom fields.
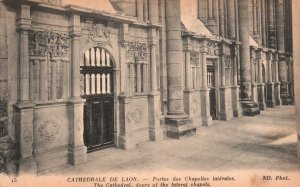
left=165, top=115, right=196, bottom=139
left=266, top=83, right=276, bottom=108
left=274, top=82, right=282, bottom=106
left=17, top=157, right=37, bottom=175
left=281, top=95, right=293, bottom=105
left=148, top=94, right=164, bottom=142
left=200, top=88, right=213, bottom=126
left=257, top=84, right=266, bottom=110
left=240, top=99, right=260, bottom=116
left=68, top=145, right=87, bottom=165
left=219, top=87, right=233, bottom=121
left=231, top=86, right=242, bottom=117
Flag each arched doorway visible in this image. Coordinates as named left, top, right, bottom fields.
left=207, top=63, right=216, bottom=120
left=80, top=47, right=114, bottom=152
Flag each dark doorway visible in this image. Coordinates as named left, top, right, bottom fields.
left=80, top=47, right=114, bottom=152
left=207, top=65, right=217, bottom=120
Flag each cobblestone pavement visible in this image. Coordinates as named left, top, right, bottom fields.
left=50, top=106, right=298, bottom=175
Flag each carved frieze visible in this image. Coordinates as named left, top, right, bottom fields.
left=29, top=30, right=69, bottom=58
left=126, top=106, right=143, bottom=125
left=122, top=41, right=149, bottom=61
left=38, top=119, right=60, bottom=143
left=84, top=22, right=112, bottom=46
left=190, top=51, right=200, bottom=66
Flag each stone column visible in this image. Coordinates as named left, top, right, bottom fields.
left=39, top=58, right=48, bottom=101
left=219, top=43, right=233, bottom=120
left=267, top=0, right=276, bottom=48
left=149, top=0, right=159, bottom=24
left=219, top=0, right=225, bottom=37
left=227, top=0, right=236, bottom=39
left=68, top=14, right=87, bottom=165
left=137, top=0, right=144, bottom=21
left=276, top=0, right=291, bottom=105
left=256, top=49, right=266, bottom=110
left=238, top=0, right=260, bottom=116
left=50, top=59, right=57, bottom=100
left=278, top=53, right=291, bottom=105
left=273, top=53, right=282, bottom=105
left=266, top=51, right=276, bottom=107
left=185, top=49, right=192, bottom=90
left=200, top=41, right=213, bottom=126
left=261, top=0, right=267, bottom=46
left=165, top=0, right=195, bottom=138
left=231, top=43, right=242, bottom=117
left=143, top=0, right=148, bottom=21
left=250, top=49, right=258, bottom=103
left=137, top=63, right=142, bottom=93
left=14, top=4, right=37, bottom=175
left=148, top=28, right=163, bottom=141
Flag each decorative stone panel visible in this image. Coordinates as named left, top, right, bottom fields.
left=29, top=30, right=69, bottom=58
left=121, top=40, right=149, bottom=61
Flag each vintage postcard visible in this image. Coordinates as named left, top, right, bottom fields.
left=0, top=0, right=299, bottom=186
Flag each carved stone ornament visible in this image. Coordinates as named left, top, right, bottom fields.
left=126, top=106, right=143, bottom=124
left=122, top=41, right=149, bottom=61
left=225, top=56, right=231, bottom=69
left=190, top=51, right=200, bottom=65
left=29, top=30, right=69, bottom=58
left=207, top=42, right=218, bottom=56
left=38, top=119, right=60, bottom=142
left=85, top=22, right=112, bottom=46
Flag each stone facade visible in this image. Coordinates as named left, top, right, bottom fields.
left=0, top=0, right=294, bottom=175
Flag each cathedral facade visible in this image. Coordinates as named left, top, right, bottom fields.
left=0, top=0, right=293, bottom=175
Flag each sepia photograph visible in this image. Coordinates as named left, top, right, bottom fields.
left=0, top=0, right=300, bottom=186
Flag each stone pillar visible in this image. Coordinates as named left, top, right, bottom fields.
left=267, top=0, right=276, bottom=48
left=68, top=14, right=87, bottom=165
left=143, top=0, right=148, bottom=21
left=227, top=0, right=236, bottom=39
left=261, top=0, right=267, bottom=46
left=165, top=0, right=195, bottom=138
left=148, top=28, right=163, bottom=141
left=278, top=53, right=291, bottom=105
left=273, top=53, right=282, bottom=105
left=39, top=58, right=48, bottom=100
left=266, top=51, right=276, bottom=107
left=256, top=50, right=266, bottom=110
left=137, top=63, right=142, bottom=93
left=14, top=4, right=38, bottom=175
left=50, top=59, right=57, bottom=100
left=149, top=0, right=159, bottom=24
left=238, top=0, right=260, bottom=116
left=185, top=49, right=192, bottom=90
left=219, top=0, right=225, bottom=37
left=200, top=41, right=213, bottom=126
left=231, top=43, right=242, bottom=117
left=219, top=43, right=233, bottom=121
left=136, top=0, right=144, bottom=21
left=250, top=49, right=258, bottom=103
